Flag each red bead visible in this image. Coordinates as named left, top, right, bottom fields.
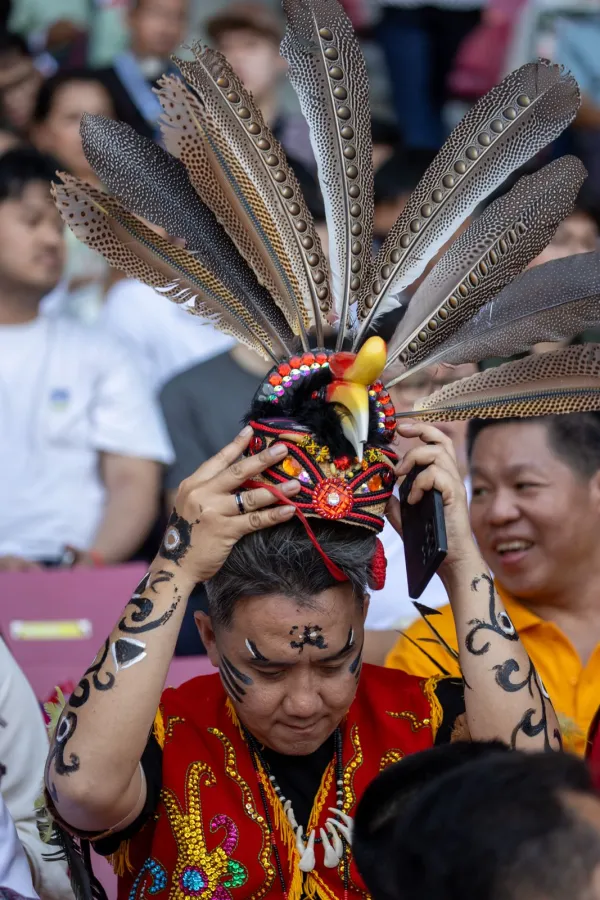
left=383, top=403, right=395, bottom=415
left=316, top=352, right=328, bottom=364
left=371, top=381, right=383, bottom=393
left=268, top=373, right=282, bottom=386
left=385, top=417, right=396, bottom=430
left=278, top=363, right=291, bottom=376
left=334, top=455, right=351, bottom=471
left=379, top=392, right=391, bottom=404
left=302, top=352, right=315, bottom=366
left=250, top=436, right=264, bottom=454
left=382, top=468, right=394, bottom=487
left=289, top=356, right=302, bottom=369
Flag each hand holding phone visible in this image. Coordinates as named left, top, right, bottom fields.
left=399, top=464, right=448, bottom=599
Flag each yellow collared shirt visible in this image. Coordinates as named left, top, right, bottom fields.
left=385, top=587, right=600, bottom=756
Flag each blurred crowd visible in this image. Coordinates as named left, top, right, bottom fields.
left=2, top=0, right=600, bottom=897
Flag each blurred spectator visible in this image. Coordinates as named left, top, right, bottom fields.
left=556, top=14, right=600, bottom=206
left=0, top=789, right=39, bottom=900
left=31, top=71, right=115, bottom=185
left=160, top=343, right=269, bottom=653
left=100, top=277, right=234, bottom=393
left=0, top=147, right=172, bottom=569
left=0, top=638, right=72, bottom=899
left=532, top=204, right=599, bottom=270
left=0, top=128, right=19, bottom=154
left=386, top=412, right=600, bottom=755
left=356, top=747, right=600, bottom=900
left=376, top=0, right=483, bottom=151
left=354, top=740, right=511, bottom=900
left=31, top=71, right=116, bottom=323
left=0, top=33, right=41, bottom=138
left=206, top=3, right=315, bottom=176
left=96, top=0, right=189, bottom=141
left=364, top=364, right=475, bottom=662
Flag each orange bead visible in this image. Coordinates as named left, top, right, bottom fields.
left=268, top=373, right=282, bottom=386
left=282, top=456, right=303, bottom=477
left=368, top=474, right=384, bottom=492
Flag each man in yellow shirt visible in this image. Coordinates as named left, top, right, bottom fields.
left=386, top=412, right=600, bottom=755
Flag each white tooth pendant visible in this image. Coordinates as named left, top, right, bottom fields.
left=297, top=828, right=316, bottom=872
left=326, top=821, right=343, bottom=857
left=284, top=799, right=298, bottom=830
left=320, top=826, right=342, bottom=868
left=327, top=808, right=354, bottom=845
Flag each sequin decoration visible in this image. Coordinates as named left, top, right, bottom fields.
left=385, top=710, right=431, bottom=731
left=129, top=858, right=168, bottom=899
left=161, top=762, right=249, bottom=899
left=342, top=726, right=364, bottom=814
left=379, top=750, right=405, bottom=771
left=313, top=478, right=353, bottom=519
left=208, top=728, right=276, bottom=900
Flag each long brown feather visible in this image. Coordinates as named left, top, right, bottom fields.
left=408, top=250, right=600, bottom=373
left=168, top=45, right=330, bottom=344
left=52, top=174, right=287, bottom=361
left=383, top=155, right=587, bottom=383
left=281, top=0, right=373, bottom=349
left=397, top=344, right=600, bottom=421
left=355, top=60, right=580, bottom=346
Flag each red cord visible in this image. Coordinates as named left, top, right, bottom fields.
left=244, top=479, right=348, bottom=582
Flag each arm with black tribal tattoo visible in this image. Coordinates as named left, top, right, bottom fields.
left=439, top=566, right=561, bottom=751
left=45, top=514, right=198, bottom=834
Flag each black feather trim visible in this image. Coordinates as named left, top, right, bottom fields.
left=43, top=822, right=107, bottom=900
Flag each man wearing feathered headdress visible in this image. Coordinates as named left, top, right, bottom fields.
left=41, top=0, right=600, bottom=895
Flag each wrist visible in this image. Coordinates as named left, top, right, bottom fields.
left=439, top=549, right=489, bottom=596
left=150, top=557, right=197, bottom=597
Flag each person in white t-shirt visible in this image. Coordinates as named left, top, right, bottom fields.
left=0, top=147, right=173, bottom=569
left=365, top=363, right=476, bottom=662
left=0, top=639, right=72, bottom=899
left=100, top=277, right=234, bottom=393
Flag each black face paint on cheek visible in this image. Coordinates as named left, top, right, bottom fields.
left=219, top=665, right=245, bottom=703
left=222, top=655, right=253, bottom=686
left=246, top=639, right=268, bottom=661
left=349, top=644, right=363, bottom=681
left=289, top=624, right=328, bottom=652
left=159, top=511, right=193, bottom=564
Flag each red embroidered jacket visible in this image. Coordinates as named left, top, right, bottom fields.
left=104, top=665, right=449, bottom=900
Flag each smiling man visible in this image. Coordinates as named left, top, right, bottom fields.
left=386, top=412, right=600, bottom=755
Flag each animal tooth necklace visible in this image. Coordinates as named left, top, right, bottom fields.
left=243, top=726, right=351, bottom=899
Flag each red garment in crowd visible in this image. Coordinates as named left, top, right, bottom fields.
left=109, top=665, right=443, bottom=900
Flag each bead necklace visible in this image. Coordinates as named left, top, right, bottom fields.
left=243, top=726, right=351, bottom=899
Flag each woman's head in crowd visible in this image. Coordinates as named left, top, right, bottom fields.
left=468, top=413, right=600, bottom=603
left=32, top=71, right=115, bottom=182
left=198, top=518, right=375, bottom=755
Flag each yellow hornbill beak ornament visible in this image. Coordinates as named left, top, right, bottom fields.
left=326, top=337, right=387, bottom=461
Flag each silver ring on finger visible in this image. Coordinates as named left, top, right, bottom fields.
left=234, top=491, right=246, bottom=516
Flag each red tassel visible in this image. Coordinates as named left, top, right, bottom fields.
left=368, top=538, right=387, bottom=590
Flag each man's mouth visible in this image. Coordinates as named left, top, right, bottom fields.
left=494, top=539, right=534, bottom=557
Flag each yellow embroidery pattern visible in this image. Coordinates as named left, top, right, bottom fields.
left=342, top=725, right=363, bottom=813
left=385, top=710, right=431, bottom=732
left=379, top=750, right=404, bottom=770
left=161, top=761, right=248, bottom=899
left=208, top=728, right=276, bottom=900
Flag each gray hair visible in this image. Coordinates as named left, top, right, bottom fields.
left=205, top=519, right=376, bottom=628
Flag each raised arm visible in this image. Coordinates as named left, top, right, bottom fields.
left=45, top=428, right=300, bottom=834
left=388, top=422, right=561, bottom=752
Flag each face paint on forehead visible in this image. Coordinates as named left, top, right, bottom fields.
left=289, top=624, right=328, bottom=653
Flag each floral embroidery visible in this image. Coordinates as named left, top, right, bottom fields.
left=161, top=761, right=248, bottom=899
left=129, top=858, right=168, bottom=899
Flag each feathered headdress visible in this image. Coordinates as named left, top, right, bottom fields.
left=53, top=0, right=600, bottom=539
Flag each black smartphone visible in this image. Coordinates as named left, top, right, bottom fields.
left=399, top=464, right=448, bottom=599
